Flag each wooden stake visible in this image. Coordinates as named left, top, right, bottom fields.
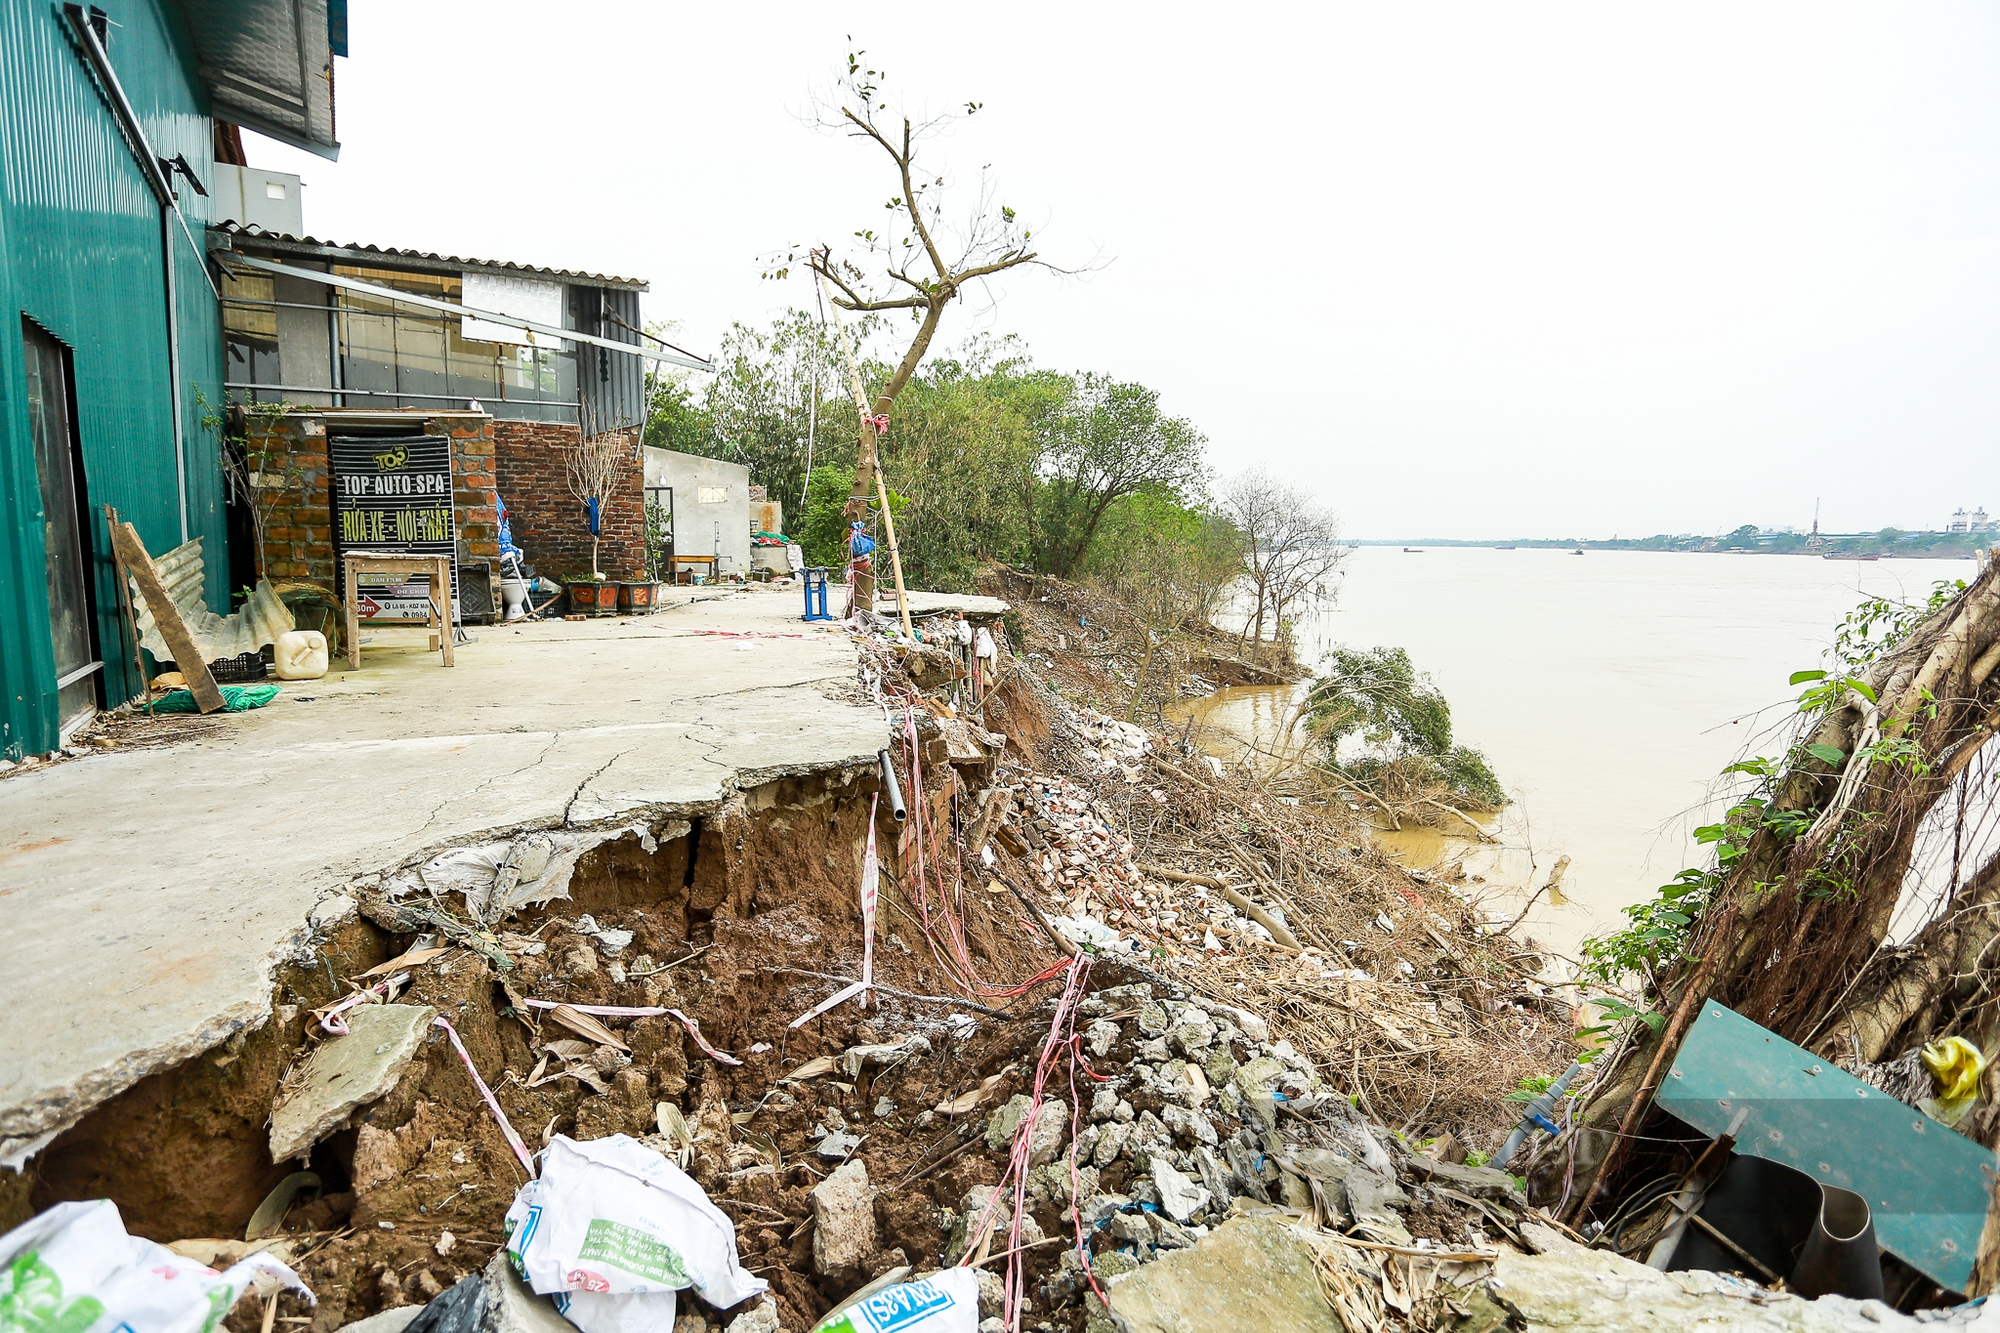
left=109, top=521, right=223, bottom=713
left=873, top=467, right=914, bottom=640
left=103, top=505, right=152, bottom=716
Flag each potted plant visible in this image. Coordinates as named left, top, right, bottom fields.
left=566, top=574, right=616, bottom=616
left=616, top=580, right=659, bottom=612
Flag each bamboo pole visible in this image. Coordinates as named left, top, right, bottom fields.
left=874, top=468, right=914, bottom=640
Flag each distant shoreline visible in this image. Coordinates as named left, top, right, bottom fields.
left=1352, top=535, right=1988, bottom=560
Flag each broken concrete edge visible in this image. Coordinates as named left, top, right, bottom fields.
left=0, top=754, right=886, bottom=1160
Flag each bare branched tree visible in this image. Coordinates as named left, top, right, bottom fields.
left=563, top=402, right=625, bottom=580
left=770, top=47, right=1071, bottom=603
left=1222, top=470, right=1346, bottom=655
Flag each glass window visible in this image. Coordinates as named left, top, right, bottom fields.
left=220, top=271, right=281, bottom=401
left=331, top=266, right=577, bottom=417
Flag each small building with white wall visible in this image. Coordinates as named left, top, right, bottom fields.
left=642, top=448, right=751, bottom=578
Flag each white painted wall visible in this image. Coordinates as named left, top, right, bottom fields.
left=642, top=448, right=751, bottom=576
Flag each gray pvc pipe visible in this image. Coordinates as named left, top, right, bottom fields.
left=1490, top=1059, right=1586, bottom=1169
left=879, top=749, right=907, bottom=822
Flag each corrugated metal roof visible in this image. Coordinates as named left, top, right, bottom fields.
left=128, top=537, right=294, bottom=664
left=179, top=0, right=340, bottom=158
left=210, top=223, right=650, bottom=291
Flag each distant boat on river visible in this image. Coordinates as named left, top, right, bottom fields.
left=1825, top=553, right=1881, bottom=562
left=1493, top=545, right=1517, bottom=550
left=1571, top=548, right=1585, bottom=555
left=1403, top=547, right=1424, bottom=553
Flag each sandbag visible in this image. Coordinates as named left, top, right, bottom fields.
left=0, top=1199, right=312, bottom=1333
left=503, top=1135, right=765, bottom=1333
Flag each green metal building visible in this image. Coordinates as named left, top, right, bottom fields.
left=0, top=0, right=342, bottom=758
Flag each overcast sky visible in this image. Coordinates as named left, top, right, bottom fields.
left=246, top=3, right=2000, bottom=540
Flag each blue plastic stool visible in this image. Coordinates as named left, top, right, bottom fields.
left=802, top=567, right=833, bottom=621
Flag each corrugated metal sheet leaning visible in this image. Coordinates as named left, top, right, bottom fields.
left=126, top=538, right=293, bottom=666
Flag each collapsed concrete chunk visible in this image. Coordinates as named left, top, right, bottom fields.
left=1105, top=1215, right=1339, bottom=1333
left=330, top=1307, right=422, bottom=1333
left=1467, top=1247, right=1935, bottom=1331
left=269, top=1003, right=434, bottom=1163
left=482, top=1248, right=579, bottom=1333
left=985, top=1093, right=1035, bottom=1151
left=812, top=1160, right=878, bottom=1274
left=1403, top=1153, right=1524, bottom=1203
left=1026, top=1097, right=1069, bottom=1166
left=1149, top=1158, right=1210, bottom=1223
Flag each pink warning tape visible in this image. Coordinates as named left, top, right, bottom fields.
left=787, top=979, right=869, bottom=1029
left=318, top=972, right=407, bottom=1036
left=433, top=1015, right=537, bottom=1178
left=519, top=998, right=742, bottom=1065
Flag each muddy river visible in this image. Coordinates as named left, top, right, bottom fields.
left=1178, top=546, right=1979, bottom=955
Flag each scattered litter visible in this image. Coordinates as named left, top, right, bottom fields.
left=0, top=1199, right=313, bottom=1333
left=245, top=1171, right=320, bottom=1241
left=434, top=1015, right=538, bottom=1178
left=809, top=1267, right=979, bottom=1332
left=520, top=999, right=742, bottom=1066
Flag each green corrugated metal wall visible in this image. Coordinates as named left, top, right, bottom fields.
left=0, top=0, right=226, bottom=759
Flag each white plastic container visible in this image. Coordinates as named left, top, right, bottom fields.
left=274, top=629, right=328, bottom=680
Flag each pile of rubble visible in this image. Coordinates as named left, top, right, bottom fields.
left=11, top=587, right=1851, bottom=1333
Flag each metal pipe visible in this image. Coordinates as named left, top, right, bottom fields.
left=219, top=251, right=715, bottom=371
left=878, top=749, right=907, bottom=823
left=1490, top=1059, right=1585, bottom=1169
left=162, top=209, right=188, bottom=541
left=223, top=382, right=580, bottom=412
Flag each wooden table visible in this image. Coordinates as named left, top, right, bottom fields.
left=341, top=551, right=455, bottom=669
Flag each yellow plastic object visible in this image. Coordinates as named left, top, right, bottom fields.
left=1922, top=1037, right=1987, bottom=1102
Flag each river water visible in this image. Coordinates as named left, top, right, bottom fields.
left=1179, top=546, right=1978, bottom=955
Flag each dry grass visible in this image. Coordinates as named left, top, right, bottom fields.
left=1005, top=649, right=1576, bottom=1150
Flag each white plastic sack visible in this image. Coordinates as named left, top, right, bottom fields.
left=504, top=1135, right=765, bottom=1333
left=811, top=1269, right=979, bottom=1333
left=0, top=1199, right=312, bottom=1333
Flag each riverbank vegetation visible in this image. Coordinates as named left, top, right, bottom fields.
left=1546, top=564, right=2000, bottom=1233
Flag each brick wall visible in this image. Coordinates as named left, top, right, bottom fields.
left=492, top=422, right=646, bottom=581
left=239, top=409, right=499, bottom=589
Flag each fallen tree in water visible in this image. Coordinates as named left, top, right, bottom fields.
left=1294, top=645, right=1507, bottom=833
left=1550, top=554, right=2000, bottom=1251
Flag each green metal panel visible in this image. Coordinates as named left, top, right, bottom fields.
left=1658, top=1001, right=1996, bottom=1294
left=0, top=0, right=227, bottom=758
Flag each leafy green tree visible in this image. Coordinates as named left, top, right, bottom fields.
left=1033, top=374, right=1207, bottom=577
left=649, top=312, right=860, bottom=516
left=880, top=358, right=1040, bottom=590
left=1091, top=494, right=1247, bottom=718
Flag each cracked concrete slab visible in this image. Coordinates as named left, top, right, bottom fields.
left=0, top=588, right=885, bottom=1154
left=269, top=1003, right=434, bottom=1163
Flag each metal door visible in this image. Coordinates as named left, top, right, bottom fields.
left=22, top=320, right=99, bottom=734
